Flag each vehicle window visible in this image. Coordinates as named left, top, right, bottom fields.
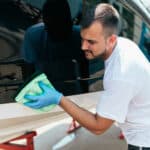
left=0, top=0, right=41, bottom=103
left=0, top=0, right=87, bottom=104
left=139, top=23, right=150, bottom=60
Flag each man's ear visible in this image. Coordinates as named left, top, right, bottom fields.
left=106, top=34, right=117, bottom=51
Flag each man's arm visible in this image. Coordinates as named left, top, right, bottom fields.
left=60, top=96, right=114, bottom=135
left=24, top=82, right=114, bottom=135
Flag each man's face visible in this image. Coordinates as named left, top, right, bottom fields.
left=81, top=21, right=113, bottom=60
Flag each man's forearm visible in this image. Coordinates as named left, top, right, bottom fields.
left=59, top=96, right=113, bottom=134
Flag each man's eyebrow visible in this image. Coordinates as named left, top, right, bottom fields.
left=81, top=37, right=97, bottom=42
left=87, top=39, right=98, bottom=44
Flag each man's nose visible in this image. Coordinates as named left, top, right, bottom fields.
left=81, top=40, right=89, bottom=50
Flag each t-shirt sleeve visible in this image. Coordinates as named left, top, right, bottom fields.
left=21, top=27, right=36, bottom=63
left=96, top=79, right=137, bottom=123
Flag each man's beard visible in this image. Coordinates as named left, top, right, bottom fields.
left=88, top=48, right=107, bottom=60
left=97, top=49, right=107, bottom=60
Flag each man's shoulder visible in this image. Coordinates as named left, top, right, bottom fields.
left=118, top=37, right=137, bottom=48
left=72, top=25, right=80, bottom=32
left=26, top=22, right=45, bottom=35
left=72, top=25, right=81, bottom=40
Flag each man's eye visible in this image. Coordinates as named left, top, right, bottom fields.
left=88, top=40, right=95, bottom=45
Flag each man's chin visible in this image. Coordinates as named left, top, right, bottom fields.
left=85, top=53, right=103, bottom=60
left=85, top=55, right=94, bottom=60
left=84, top=52, right=93, bottom=60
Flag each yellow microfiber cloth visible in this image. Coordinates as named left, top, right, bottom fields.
left=15, top=72, right=56, bottom=112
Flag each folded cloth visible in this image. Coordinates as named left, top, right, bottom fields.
left=15, top=72, right=56, bottom=112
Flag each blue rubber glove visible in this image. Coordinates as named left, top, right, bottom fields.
left=24, top=81, right=63, bottom=109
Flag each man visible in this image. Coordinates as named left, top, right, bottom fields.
left=24, top=3, right=150, bottom=150
left=21, top=0, right=88, bottom=95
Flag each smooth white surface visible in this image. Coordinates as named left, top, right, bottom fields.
left=0, top=91, right=101, bottom=143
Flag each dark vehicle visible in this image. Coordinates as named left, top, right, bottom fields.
left=0, top=0, right=149, bottom=104
left=117, top=0, right=150, bottom=59
left=0, top=0, right=42, bottom=103
left=0, top=0, right=87, bottom=103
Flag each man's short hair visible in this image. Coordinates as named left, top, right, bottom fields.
left=81, top=3, right=120, bottom=37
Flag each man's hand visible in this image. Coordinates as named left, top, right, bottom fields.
left=24, top=81, right=63, bottom=109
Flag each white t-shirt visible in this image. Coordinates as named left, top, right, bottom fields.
left=96, top=37, right=150, bottom=147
